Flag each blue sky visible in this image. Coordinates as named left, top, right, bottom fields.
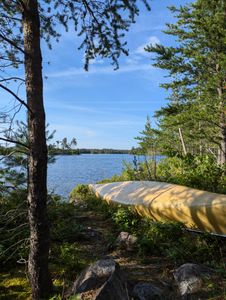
left=0, top=0, right=192, bottom=149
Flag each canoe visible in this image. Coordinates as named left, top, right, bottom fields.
left=89, top=181, right=226, bottom=236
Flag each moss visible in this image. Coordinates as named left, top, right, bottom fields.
left=0, top=272, right=31, bottom=300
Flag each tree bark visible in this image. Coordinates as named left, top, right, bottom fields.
left=218, top=110, right=226, bottom=166
left=217, top=86, right=226, bottom=166
left=22, top=1, right=52, bottom=298
left=178, top=127, right=187, bottom=156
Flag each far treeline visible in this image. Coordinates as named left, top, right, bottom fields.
left=49, top=147, right=130, bottom=155
left=0, top=145, right=130, bottom=155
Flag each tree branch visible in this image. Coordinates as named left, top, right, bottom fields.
left=82, top=0, right=101, bottom=27
left=0, top=33, right=25, bottom=54
left=0, top=83, right=32, bottom=113
left=0, top=137, right=29, bottom=149
left=0, top=77, right=25, bottom=83
left=1, top=13, right=22, bottom=22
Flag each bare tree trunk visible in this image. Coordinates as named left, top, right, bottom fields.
left=22, top=1, right=52, bottom=298
left=178, top=127, right=187, bottom=156
left=217, top=86, right=226, bottom=166
left=218, top=110, right=226, bottom=166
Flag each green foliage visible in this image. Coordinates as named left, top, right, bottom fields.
left=49, top=201, right=83, bottom=243
left=138, top=221, right=185, bottom=256
left=135, top=116, right=160, bottom=157
left=0, top=190, right=29, bottom=267
left=145, top=0, right=226, bottom=163
left=99, top=159, right=157, bottom=183
left=112, top=205, right=141, bottom=232
left=157, top=155, right=225, bottom=193
left=0, top=191, right=85, bottom=268
left=69, top=184, right=91, bottom=202
left=70, top=184, right=114, bottom=218
left=0, top=0, right=151, bottom=71
left=101, top=153, right=225, bottom=193
left=0, top=121, right=56, bottom=189
left=51, top=243, right=84, bottom=275
left=138, top=220, right=221, bottom=263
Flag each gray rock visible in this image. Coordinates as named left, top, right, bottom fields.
left=94, top=266, right=129, bottom=300
left=68, top=258, right=129, bottom=300
left=132, top=282, right=164, bottom=300
left=113, top=231, right=138, bottom=251
left=173, top=263, right=213, bottom=296
left=72, top=258, right=116, bottom=294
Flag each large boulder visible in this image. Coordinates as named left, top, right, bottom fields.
left=67, top=257, right=129, bottom=300
left=173, top=263, right=213, bottom=297
left=132, top=282, right=164, bottom=300
left=93, top=267, right=128, bottom=300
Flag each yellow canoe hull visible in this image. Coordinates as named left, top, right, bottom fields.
left=89, top=181, right=226, bottom=236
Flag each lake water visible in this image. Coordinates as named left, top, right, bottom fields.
left=48, top=154, right=144, bottom=198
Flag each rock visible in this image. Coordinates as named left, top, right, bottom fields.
left=173, top=263, right=213, bottom=297
left=132, top=282, right=164, bottom=300
left=112, top=231, right=138, bottom=251
left=68, top=258, right=129, bottom=300
left=94, top=267, right=129, bottom=300
left=71, top=258, right=116, bottom=294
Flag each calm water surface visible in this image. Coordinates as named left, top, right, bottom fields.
left=47, top=154, right=143, bottom=198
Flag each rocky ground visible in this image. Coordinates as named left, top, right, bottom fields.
left=0, top=201, right=225, bottom=299
left=65, top=204, right=226, bottom=300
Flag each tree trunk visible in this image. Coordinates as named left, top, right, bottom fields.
left=218, top=110, right=226, bottom=166
left=22, top=1, right=52, bottom=298
left=178, top=127, right=187, bottom=156
left=217, top=86, right=226, bottom=166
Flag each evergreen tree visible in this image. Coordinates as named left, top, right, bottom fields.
left=135, top=116, right=159, bottom=156
left=146, top=0, right=226, bottom=165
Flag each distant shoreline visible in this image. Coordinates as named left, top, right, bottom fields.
left=51, top=148, right=131, bottom=155
left=0, top=146, right=131, bottom=156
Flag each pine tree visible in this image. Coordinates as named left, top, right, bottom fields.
left=146, top=0, right=226, bottom=165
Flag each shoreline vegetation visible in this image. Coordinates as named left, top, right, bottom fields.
left=0, top=146, right=131, bottom=156
left=52, top=148, right=131, bottom=155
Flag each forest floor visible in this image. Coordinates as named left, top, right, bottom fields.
left=0, top=200, right=226, bottom=299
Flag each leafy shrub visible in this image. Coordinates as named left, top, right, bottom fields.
left=138, top=221, right=184, bottom=255
left=137, top=219, right=223, bottom=264
left=112, top=205, right=141, bottom=232
left=69, top=184, right=91, bottom=202
left=70, top=184, right=114, bottom=217
left=49, top=201, right=83, bottom=242
left=157, top=155, right=225, bottom=193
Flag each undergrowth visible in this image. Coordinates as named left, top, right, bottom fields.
left=71, top=184, right=226, bottom=269
left=97, top=154, right=226, bottom=194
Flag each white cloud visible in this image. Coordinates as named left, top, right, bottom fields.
left=135, top=36, right=160, bottom=55
left=89, top=58, right=104, bottom=65
left=49, top=103, right=98, bottom=113
left=48, top=63, right=153, bottom=78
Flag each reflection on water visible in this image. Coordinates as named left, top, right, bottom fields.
left=47, top=154, right=146, bottom=198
